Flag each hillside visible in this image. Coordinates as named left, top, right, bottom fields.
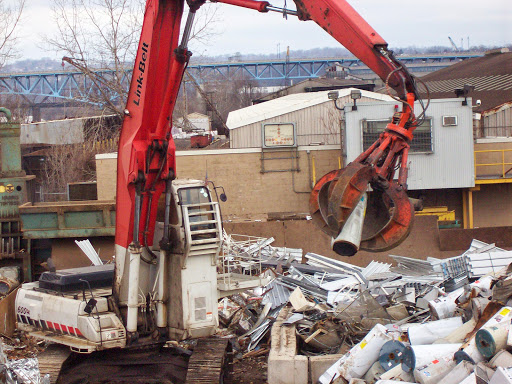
left=1, top=44, right=510, bottom=73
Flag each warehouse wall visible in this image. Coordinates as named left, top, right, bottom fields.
left=97, top=148, right=512, bottom=227
left=473, top=183, right=512, bottom=227
left=230, top=99, right=344, bottom=148
left=96, top=145, right=342, bottom=219
left=229, top=93, right=387, bottom=149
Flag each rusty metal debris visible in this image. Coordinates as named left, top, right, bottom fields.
left=4, top=235, right=512, bottom=384
left=217, top=235, right=512, bottom=383
left=0, top=267, right=20, bottom=297
left=275, top=239, right=512, bottom=384
left=0, top=335, right=48, bottom=384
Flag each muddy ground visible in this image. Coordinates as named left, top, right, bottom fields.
left=233, top=355, right=268, bottom=384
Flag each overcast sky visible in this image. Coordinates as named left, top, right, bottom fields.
left=19, top=0, right=512, bottom=61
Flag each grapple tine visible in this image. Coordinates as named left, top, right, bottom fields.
left=360, top=184, right=414, bottom=252
left=326, top=162, right=374, bottom=235
left=312, top=163, right=414, bottom=255
left=309, top=169, right=340, bottom=237
left=310, top=92, right=419, bottom=255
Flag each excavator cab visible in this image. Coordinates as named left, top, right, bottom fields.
left=177, top=185, right=218, bottom=238
left=153, top=179, right=223, bottom=340
left=15, top=180, right=222, bottom=355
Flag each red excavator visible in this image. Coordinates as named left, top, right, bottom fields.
left=16, top=0, right=427, bottom=382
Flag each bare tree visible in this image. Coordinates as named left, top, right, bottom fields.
left=0, top=0, right=25, bottom=68
left=45, top=0, right=221, bottom=117
left=194, top=73, right=262, bottom=135
left=40, top=115, right=121, bottom=201
left=187, top=4, right=221, bottom=48
left=45, top=0, right=142, bottom=116
left=38, top=1, right=221, bottom=199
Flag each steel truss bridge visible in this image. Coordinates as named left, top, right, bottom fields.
left=0, top=53, right=481, bottom=109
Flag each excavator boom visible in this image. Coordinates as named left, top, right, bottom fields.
left=115, top=2, right=426, bottom=320
left=16, top=1, right=427, bottom=382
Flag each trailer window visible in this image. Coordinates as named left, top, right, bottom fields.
left=362, top=118, right=433, bottom=153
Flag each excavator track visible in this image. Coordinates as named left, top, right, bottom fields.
left=54, top=338, right=232, bottom=384
left=56, top=344, right=191, bottom=384
left=185, top=338, right=232, bottom=384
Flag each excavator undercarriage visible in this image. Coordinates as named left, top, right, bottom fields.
left=54, top=339, right=231, bottom=384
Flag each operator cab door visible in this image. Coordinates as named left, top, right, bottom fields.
left=178, top=186, right=219, bottom=247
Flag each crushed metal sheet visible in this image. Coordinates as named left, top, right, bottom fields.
left=361, top=261, right=392, bottom=279
left=464, top=239, right=506, bottom=254
left=5, top=358, right=50, bottom=384
left=430, top=255, right=469, bottom=279
left=279, top=275, right=328, bottom=300
left=262, top=279, right=291, bottom=309
left=243, top=237, right=275, bottom=255
left=466, top=250, right=512, bottom=277
left=389, top=255, right=442, bottom=277
left=75, top=239, right=102, bottom=266
left=246, top=307, right=282, bottom=351
left=305, top=253, right=368, bottom=286
left=283, top=313, right=304, bottom=325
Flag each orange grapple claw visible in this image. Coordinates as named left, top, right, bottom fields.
left=310, top=163, right=414, bottom=254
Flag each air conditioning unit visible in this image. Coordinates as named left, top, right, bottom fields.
left=442, top=116, right=458, bottom=126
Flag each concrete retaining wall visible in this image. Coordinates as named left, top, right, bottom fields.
left=96, top=146, right=341, bottom=220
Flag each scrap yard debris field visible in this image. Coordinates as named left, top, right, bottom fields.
left=0, top=0, right=510, bottom=381
left=3, top=236, right=512, bottom=383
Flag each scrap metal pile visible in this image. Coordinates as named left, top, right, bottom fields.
left=2, top=235, right=512, bottom=383
left=218, top=235, right=512, bottom=383
left=0, top=335, right=47, bottom=384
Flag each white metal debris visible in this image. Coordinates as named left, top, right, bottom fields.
left=75, top=239, right=102, bottom=266
left=215, top=234, right=512, bottom=383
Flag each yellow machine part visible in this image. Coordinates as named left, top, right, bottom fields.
left=415, top=206, right=456, bottom=222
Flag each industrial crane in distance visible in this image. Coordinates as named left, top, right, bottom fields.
left=448, top=36, right=460, bottom=52
left=15, top=0, right=428, bottom=382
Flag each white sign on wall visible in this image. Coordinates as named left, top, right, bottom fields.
left=262, top=123, right=297, bottom=148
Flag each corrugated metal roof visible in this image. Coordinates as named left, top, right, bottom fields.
left=226, top=89, right=394, bottom=130
left=426, top=75, right=512, bottom=93
left=420, top=50, right=512, bottom=113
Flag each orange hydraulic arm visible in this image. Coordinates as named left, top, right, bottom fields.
left=116, top=0, right=426, bottom=268
left=116, top=0, right=185, bottom=255
left=207, top=0, right=425, bottom=253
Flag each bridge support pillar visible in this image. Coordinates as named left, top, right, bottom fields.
left=31, top=106, right=41, bottom=122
